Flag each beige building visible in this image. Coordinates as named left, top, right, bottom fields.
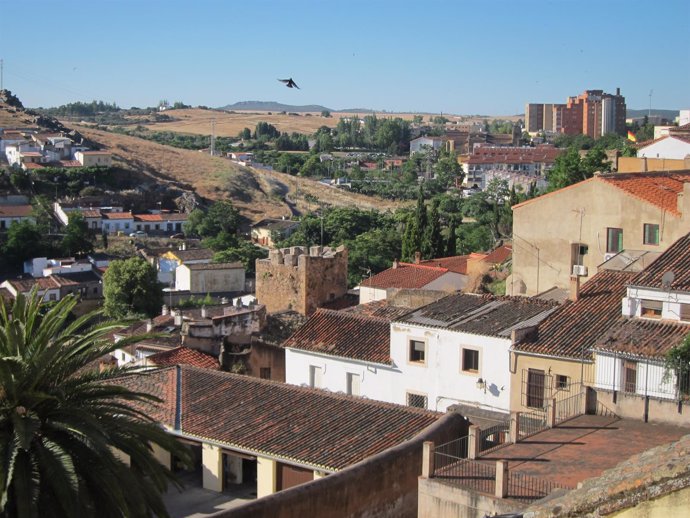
left=511, top=171, right=690, bottom=296
left=175, top=262, right=245, bottom=294
left=74, top=150, right=112, bottom=167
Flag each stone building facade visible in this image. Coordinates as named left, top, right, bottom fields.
left=256, top=246, right=348, bottom=316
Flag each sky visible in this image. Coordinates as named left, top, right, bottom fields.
left=1, top=0, right=688, bottom=115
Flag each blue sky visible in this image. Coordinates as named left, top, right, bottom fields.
left=1, top=0, right=688, bottom=114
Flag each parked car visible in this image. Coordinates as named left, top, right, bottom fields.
left=129, top=231, right=147, bottom=238
left=170, top=233, right=185, bottom=239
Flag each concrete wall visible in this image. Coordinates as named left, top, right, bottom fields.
left=594, top=388, right=690, bottom=426
left=248, top=341, right=286, bottom=382
left=509, top=352, right=594, bottom=413
left=390, top=322, right=512, bottom=413
left=511, top=178, right=688, bottom=296
left=215, top=412, right=467, bottom=518
left=359, top=285, right=386, bottom=304
left=617, top=156, right=690, bottom=172
left=256, top=246, right=348, bottom=316
left=417, top=476, right=524, bottom=518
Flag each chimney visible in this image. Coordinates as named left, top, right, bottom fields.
left=569, top=275, right=581, bottom=302
left=392, top=258, right=399, bottom=269
left=616, top=87, right=620, bottom=96
left=414, top=251, right=421, bottom=264
left=146, top=319, right=154, bottom=332
left=173, top=310, right=182, bottom=326
left=161, top=304, right=169, bottom=316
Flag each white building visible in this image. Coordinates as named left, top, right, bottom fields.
left=637, top=135, right=690, bottom=160
left=284, top=295, right=557, bottom=414
left=175, top=262, right=245, bottom=294
left=409, top=136, right=444, bottom=155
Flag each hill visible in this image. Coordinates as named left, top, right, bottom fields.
left=626, top=108, right=679, bottom=120
left=219, top=101, right=332, bottom=113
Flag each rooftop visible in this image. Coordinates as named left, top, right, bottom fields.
left=167, top=248, right=214, bottom=262
left=118, top=366, right=442, bottom=471
left=630, top=232, right=690, bottom=291
left=0, top=204, right=33, bottom=218
left=397, top=293, right=557, bottom=337
left=594, top=318, right=690, bottom=359
left=146, top=346, right=219, bottom=370
left=418, top=255, right=469, bottom=275
left=343, top=299, right=417, bottom=320
left=515, top=270, right=635, bottom=360
left=283, top=308, right=392, bottom=364
left=361, top=262, right=449, bottom=289
left=102, top=211, right=133, bottom=220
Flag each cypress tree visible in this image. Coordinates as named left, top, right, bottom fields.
left=446, top=217, right=457, bottom=257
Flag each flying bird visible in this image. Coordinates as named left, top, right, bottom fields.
left=278, top=78, right=300, bottom=89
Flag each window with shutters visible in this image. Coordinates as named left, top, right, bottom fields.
left=409, top=339, right=426, bottom=364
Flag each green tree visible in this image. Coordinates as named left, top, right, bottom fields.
left=2, top=221, right=45, bottom=270
left=665, top=333, right=690, bottom=396
left=433, top=150, right=463, bottom=189
left=298, top=155, right=325, bottom=177
left=0, top=291, right=190, bottom=518
left=62, top=212, right=94, bottom=257
left=103, top=257, right=163, bottom=318
left=582, top=147, right=611, bottom=176
left=401, top=214, right=418, bottom=263
left=184, top=200, right=240, bottom=239
left=445, top=217, right=458, bottom=256
left=345, top=228, right=401, bottom=287
left=546, top=147, right=586, bottom=191
left=30, top=195, right=53, bottom=235
left=423, top=201, right=443, bottom=259
left=320, top=110, right=331, bottom=118
left=213, top=241, right=268, bottom=274
left=239, top=127, right=251, bottom=140
left=413, top=185, right=427, bottom=255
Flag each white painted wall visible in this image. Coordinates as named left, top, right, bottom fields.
left=390, top=322, right=512, bottom=413
left=638, top=137, right=690, bottom=159
left=285, top=348, right=400, bottom=401
left=359, top=286, right=387, bottom=304
left=594, top=353, right=678, bottom=400
left=623, top=286, right=690, bottom=322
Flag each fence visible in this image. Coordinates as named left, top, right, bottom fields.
left=433, top=457, right=496, bottom=496
left=594, top=355, right=688, bottom=401
left=554, top=391, right=585, bottom=425
left=506, top=470, right=572, bottom=502
left=478, top=422, right=510, bottom=454
left=517, top=409, right=547, bottom=440
left=434, top=436, right=469, bottom=472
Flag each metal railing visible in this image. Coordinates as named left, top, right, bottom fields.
left=554, top=391, right=584, bottom=425
left=518, top=409, right=547, bottom=440
left=479, top=423, right=510, bottom=454
left=434, top=436, right=469, bottom=472
left=506, top=470, right=572, bottom=502
left=434, top=458, right=496, bottom=495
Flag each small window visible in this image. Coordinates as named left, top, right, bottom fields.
left=640, top=299, right=662, bottom=319
left=607, top=228, right=623, bottom=253
left=556, top=375, right=569, bottom=390
left=462, top=348, right=479, bottom=372
left=260, top=367, right=271, bottom=379
left=409, top=340, right=426, bottom=363
left=624, top=360, right=637, bottom=393
left=680, top=304, right=690, bottom=322
left=643, top=224, right=659, bottom=245
left=407, top=392, right=428, bottom=409
left=346, top=373, right=361, bottom=396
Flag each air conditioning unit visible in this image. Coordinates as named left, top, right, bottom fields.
left=572, top=264, right=588, bottom=276
left=603, top=252, right=617, bottom=262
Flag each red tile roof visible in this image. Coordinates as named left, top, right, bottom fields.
left=102, top=211, right=133, bottom=220
left=418, top=255, right=469, bottom=274
left=630, top=232, right=690, bottom=291
left=482, top=245, right=512, bottom=265
left=361, top=262, right=449, bottom=289
left=6, top=277, right=60, bottom=293
left=343, top=300, right=417, bottom=320
left=593, top=319, right=690, bottom=359
left=599, top=171, right=690, bottom=216
left=134, top=214, right=163, bottom=222
left=515, top=270, right=636, bottom=360
left=283, top=309, right=392, bottom=364
left=23, top=162, right=45, bottom=170
left=115, top=366, right=442, bottom=471
left=0, top=204, right=33, bottom=218
left=147, top=346, right=219, bottom=370
left=464, top=145, right=562, bottom=165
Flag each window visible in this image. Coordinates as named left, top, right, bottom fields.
left=409, top=340, right=426, bottom=363
left=260, top=367, right=271, bottom=379
left=680, top=304, right=690, bottom=322
left=643, top=224, right=659, bottom=245
left=526, top=369, right=546, bottom=408
left=640, top=300, right=662, bottom=319
left=346, top=373, right=361, bottom=396
left=556, top=375, right=569, bottom=390
left=624, top=360, right=637, bottom=393
left=309, top=365, right=323, bottom=388
left=407, top=392, right=428, bottom=409
left=606, top=228, right=623, bottom=253
left=462, top=348, right=479, bottom=373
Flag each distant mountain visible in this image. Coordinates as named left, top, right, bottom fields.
left=219, top=101, right=333, bottom=113
left=627, top=108, right=679, bottom=120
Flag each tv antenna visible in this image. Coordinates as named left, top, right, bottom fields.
left=648, top=89, right=653, bottom=119
left=661, top=270, right=675, bottom=290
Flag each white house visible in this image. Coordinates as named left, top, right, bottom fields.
left=175, top=262, right=245, bottom=294
left=101, top=211, right=134, bottom=234
left=0, top=277, right=61, bottom=302
left=409, top=136, right=444, bottom=155
left=0, top=204, right=34, bottom=230
left=284, top=294, right=557, bottom=414
left=637, top=135, right=690, bottom=160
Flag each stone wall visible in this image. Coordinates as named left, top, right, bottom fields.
left=213, top=412, right=468, bottom=518
left=256, top=246, right=348, bottom=316
left=247, top=341, right=286, bottom=382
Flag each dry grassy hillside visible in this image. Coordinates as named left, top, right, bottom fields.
left=74, top=126, right=404, bottom=221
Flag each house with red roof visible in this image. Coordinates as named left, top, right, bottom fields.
left=0, top=204, right=34, bottom=230
left=511, top=170, right=690, bottom=296
left=637, top=134, right=690, bottom=160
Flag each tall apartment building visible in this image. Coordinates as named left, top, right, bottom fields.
left=526, top=89, right=626, bottom=138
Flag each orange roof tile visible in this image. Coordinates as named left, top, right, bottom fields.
left=360, top=262, right=449, bottom=289
left=147, top=346, right=219, bottom=370
left=599, top=171, right=690, bottom=216
left=102, top=212, right=133, bottom=219
left=418, top=255, right=470, bottom=274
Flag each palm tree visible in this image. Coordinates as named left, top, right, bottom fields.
left=0, top=291, right=190, bottom=518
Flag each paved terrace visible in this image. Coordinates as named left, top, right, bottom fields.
left=479, top=414, right=688, bottom=489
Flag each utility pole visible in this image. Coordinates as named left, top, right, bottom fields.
left=648, top=90, right=653, bottom=119
left=1, top=58, right=4, bottom=91
left=210, top=119, right=216, bottom=156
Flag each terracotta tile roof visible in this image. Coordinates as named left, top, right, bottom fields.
left=23, top=162, right=45, bottom=170
left=283, top=308, right=392, bottom=364
left=465, top=145, right=562, bottom=165
left=361, top=262, right=449, bottom=289
left=169, top=248, right=214, bottom=262
left=630, top=232, right=690, bottom=291
left=0, top=204, right=33, bottom=218
left=6, top=277, right=59, bottom=293
left=76, top=209, right=102, bottom=218
left=111, top=368, right=177, bottom=427
left=593, top=318, right=690, bottom=360
left=102, top=211, right=133, bottom=220
left=599, top=171, right=690, bottom=216
left=418, top=255, right=469, bottom=274
left=147, top=346, right=219, bottom=370
left=399, top=293, right=558, bottom=337
left=515, top=270, right=636, bottom=360
left=173, top=366, right=440, bottom=470
left=343, top=300, right=416, bottom=320
left=134, top=214, right=163, bottom=222
left=482, top=245, right=512, bottom=265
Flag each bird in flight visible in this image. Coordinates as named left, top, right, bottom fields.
left=278, top=78, right=300, bottom=89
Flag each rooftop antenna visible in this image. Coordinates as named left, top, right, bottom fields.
left=648, top=89, right=653, bottom=119
left=661, top=270, right=675, bottom=290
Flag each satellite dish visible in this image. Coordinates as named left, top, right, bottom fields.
left=661, top=271, right=675, bottom=290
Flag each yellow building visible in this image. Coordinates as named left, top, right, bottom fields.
left=511, top=171, right=690, bottom=297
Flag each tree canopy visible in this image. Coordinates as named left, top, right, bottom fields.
left=103, top=257, right=163, bottom=318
